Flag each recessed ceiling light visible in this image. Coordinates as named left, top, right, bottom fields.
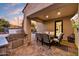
left=46, top=15, right=49, bottom=18
left=57, top=12, right=61, bottom=15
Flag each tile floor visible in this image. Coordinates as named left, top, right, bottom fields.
left=9, top=34, right=77, bottom=56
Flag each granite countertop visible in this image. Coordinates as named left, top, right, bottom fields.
left=0, top=37, right=8, bottom=47
left=0, top=34, right=9, bottom=37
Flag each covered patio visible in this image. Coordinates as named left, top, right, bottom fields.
left=21, top=3, right=78, bottom=56
left=0, top=3, right=78, bottom=56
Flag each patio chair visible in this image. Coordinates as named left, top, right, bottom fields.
left=42, top=34, right=53, bottom=49
left=36, top=33, right=43, bottom=44
left=67, top=33, right=75, bottom=43
left=53, top=33, right=64, bottom=45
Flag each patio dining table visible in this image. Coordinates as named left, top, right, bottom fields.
left=44, top=31, right=54, bottom=39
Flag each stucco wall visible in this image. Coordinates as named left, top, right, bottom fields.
left=63, top=17, right=74, bottom=40
left=45, top=17, right=74, bottom=40
left=23, top=14, right=31, bottom=42
left=45, top=21, right=54, bottom=31
left=23, top=14, right=27, bottom=34
left=24, top=3, right=53, bottom=16
left=35, top=22, right=46, bottom=33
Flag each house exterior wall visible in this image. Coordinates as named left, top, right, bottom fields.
left=23, top=14, right=31, bottom=43
left=45, top=17, right=74, bottom=40
left=35, top=22, right=46, bottom=33
left=23, top=14, right=27, bottom=34
left=63, top=17, right=74, bottom=40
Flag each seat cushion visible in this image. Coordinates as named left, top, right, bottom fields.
left=53, top=38, right=59, bottom=42
left=43, top=39, right=49, bottom=43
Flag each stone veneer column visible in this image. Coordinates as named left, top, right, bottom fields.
left=23, top=14, right=31, bottom=45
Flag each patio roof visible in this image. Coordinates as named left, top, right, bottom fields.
left=27, top=4, right=78, bottom=22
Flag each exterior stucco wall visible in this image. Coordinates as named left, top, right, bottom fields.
left=24, top=3, right=53, bottom=16
left=35, top=22, right=46, bottom=33
left=45, top=17, right=74, bottom=40
left=45, top=21, right=54, bottom=32
left=63, top=17, right=74, bottom=40
left=23, top=14, right=31, bottom=42
left=23, top=14, right=27, bottom=34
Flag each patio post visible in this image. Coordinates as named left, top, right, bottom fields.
left=23, top=14, right=31, bottom=45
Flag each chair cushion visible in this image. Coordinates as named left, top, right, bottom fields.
left=53, top=38, right=59, bottom=42
left=43, top=38, right=49, bottom=43
left=42, top=34, right=50, bottom=43
left=58, top=33, right=64, bottom=39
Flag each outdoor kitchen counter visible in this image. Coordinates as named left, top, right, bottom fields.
left=0, top=34, right=9, bottom=37
left=0, top=34, right=9, bottom=47
left=0, top=37, right=8, bottom=47
left=0, top=37, right=9, bottom=56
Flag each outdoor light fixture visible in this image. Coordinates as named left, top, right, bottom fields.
left=57, top=12, right=61, bottom=15
left=46, top=15, right=49, bottom=18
